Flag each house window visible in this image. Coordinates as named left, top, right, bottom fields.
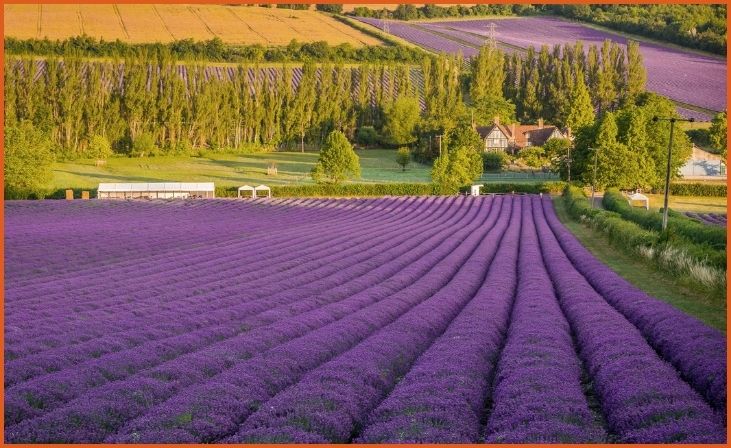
left=525, top=140, right=532, bottom=147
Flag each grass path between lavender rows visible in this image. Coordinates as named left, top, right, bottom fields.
left=552, top=196, right=726, bottom=332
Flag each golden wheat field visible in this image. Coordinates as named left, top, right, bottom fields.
left=3, top=4, right=382, bottom=46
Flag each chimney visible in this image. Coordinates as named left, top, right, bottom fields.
left=510, top=123, right=516, bottom=139
left=566, top=126, right=572, bottom=139
left=493, top=116, right=500, bottom=126
left=538, top=118, right=544, bottom=129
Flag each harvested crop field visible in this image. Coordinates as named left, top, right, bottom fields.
left=2, top=4, right=382, bottom=46
left=4, top=196, right=726, bottom=443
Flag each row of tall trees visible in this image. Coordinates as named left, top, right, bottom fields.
left=497, top=39, right=646, bottom=128
left=4, top=55, right=464, bottom=160
left=349, top=4, right=536, bottom=21
left=4, top=36, right=425, bottom=64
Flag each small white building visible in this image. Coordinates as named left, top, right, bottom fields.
left=97, top=182, right=215, bottom=199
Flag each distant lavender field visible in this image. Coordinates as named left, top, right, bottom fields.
left=357, top=17, right=477, bottom=57
left=359, top=16, right=727, bottom=120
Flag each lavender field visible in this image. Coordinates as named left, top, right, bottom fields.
left=359, top=16, right=727, bottom=119
left=4, top=196, right=727, bottom=443
left=685, top=211, right=728, bottom=227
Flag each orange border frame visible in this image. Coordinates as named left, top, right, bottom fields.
left=0, top=1, right=728, bottom=447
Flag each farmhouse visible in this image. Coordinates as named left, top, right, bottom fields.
left=97, top=182, right=215, bottom=199
left=476, top=117, right=569, bottom=153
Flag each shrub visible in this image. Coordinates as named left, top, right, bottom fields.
left=432, top=146, right=482, bottom=193
left=130, top=133, right=157, bottom=157
left=4, top=122, right=55, bottom=199
left=355, top=126, right=379, bottom=147
left=395, top=147, right=411, bottom=171
left=483, top=151, right=508, bottom=171
left=87, top=135, right=113, bottom=160
left=311, top=130, right=361, bottom=184
left=518, top=146, right=547, bottom=168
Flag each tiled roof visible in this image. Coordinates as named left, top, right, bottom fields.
left=476, top=122, right=565, bottom=147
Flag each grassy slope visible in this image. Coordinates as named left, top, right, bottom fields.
left=552, top=197, right=726, bottom=332
left=51, top=149, right=434, bottom=189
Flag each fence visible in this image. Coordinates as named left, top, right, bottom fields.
left=480, top=171, right=559, bottom=181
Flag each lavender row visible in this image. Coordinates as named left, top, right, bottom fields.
left=5, top=198, right=431, bottom=351
left=533, top=197, right=725, bottom=443
left=5, top=197, right=456, bottom=390
left=483, top=197, right=604, bottom=443
left=540, top=197, right=726, bottom=414
left=5, top=198, right=387, bottom=317
left=5, top=197, right=407, bottom=352
left=356, top=17, right=477, bottom=57
left=5, top=198, right=331, bottom=283
left=6, top=197, right=388, bottom=288
left=225, top=198, right=513, bottom=443
left=107, top=197, right=503, bottom=443
left=5, top=197, right=431, bottom=350
left=5, top=197, right=498, bottom=442
left=5, top=197, right=378, bottom=290
left=356, top=195, right=521, bottom=443
left=685, top=211, right=727, bottom=227
left=5, top=196, right=470, bottom=425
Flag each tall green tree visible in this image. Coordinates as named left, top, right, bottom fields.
left=625, top=40, right=647, bottom=104
left=470, top=45, right=505, bottom=103
left=382, top=96, right=421, bottom=146
left=431, top=145, right=482, bottom=192
left=709, top=111, right=727, bottom=159
left=311, top=130, right=361, bottom=184
left=4, top=122, right=55, bottom=199
left=566, top=67, right=595, bottom=131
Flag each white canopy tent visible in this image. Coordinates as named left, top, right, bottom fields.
left=255, top=185, right=272, bottom=198
left=627, top=192, right=650, bottom=210
left=238, top=185, right=256, bottom=198
left=97, top=182, right=215, bottom=199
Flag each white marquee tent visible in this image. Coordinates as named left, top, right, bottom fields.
left=97, top=182, right=215, bottom=199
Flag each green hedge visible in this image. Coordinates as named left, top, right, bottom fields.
left=220, top=181, right=566, bottom=198
left=603, top=188, right=726, bottom=250
left=47, top=188, right=97, bottom=200
left=562, top=186, right=655, bottom=252
left=564, top=185, right=725, bottom=271
left=42, top=181, right=566, bottom=201
left=662, top=182, right=727, bottom=197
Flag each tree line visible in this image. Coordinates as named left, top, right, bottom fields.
left=547, top=4, right=726, bottom=56
left=3, top=55, right=466, bottom=160
left=4, top=35, right=425, bottom=64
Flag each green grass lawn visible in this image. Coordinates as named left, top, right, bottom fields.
left=552, top=197, right=726, bottom=331
left=51, top=149, right=434, bottom=189
left=645, top=194, right=727, bottom=214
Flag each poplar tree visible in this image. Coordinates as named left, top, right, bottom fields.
left=566, top=67, right=595, bottom=131
left=625, top=40, right=647, bottom=105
